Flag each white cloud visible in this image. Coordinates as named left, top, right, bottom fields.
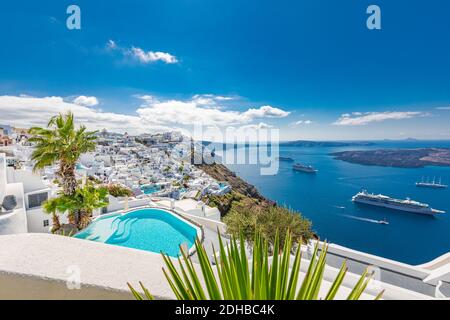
left=106, top=40, right=178, bottom=64
left=129, top=47, right=178, bottom=64
left=134, top=94, right=155, bottom=101
left=214, top=96, right=235, bottom=101
left=333, top=111, right=427, bottom=126
left=0, top=95, right=169, bottom=134
left=239, top=122, right=273, bottom=130
left=193, top=94, right=235, bottom=101
left=73, top=95, right=99, bottom=107
left=191, top=94, right=236, bottom=106
left=191, top=95, right=216, bottom=106
left=242, top=105, right=290, bottom=119
left=106, top=39, right=117, bottom=50
left=293, top=120, right=312, bottom=125
left=436, top=106, right=450, bottom=110
left=136, top=96, right=289, bottom=126
left=136, top=99, right=238, bottom=126
left=0, top=94, right=290, bottom=134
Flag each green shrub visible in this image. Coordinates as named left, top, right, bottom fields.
left=106, top=184, right=133, bottom=198
left=224, top=205, right=313, bottom=248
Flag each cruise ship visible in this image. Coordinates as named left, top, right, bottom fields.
left=352, top=190, right=445, bottom=216
left=415, top=177, right=448, bottom=189
left=293, top=163, right=318, bottom=173
left=277, top=156, right=294, bottom=162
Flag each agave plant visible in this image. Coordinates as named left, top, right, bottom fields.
left=128, top=231, right=384, bottom=300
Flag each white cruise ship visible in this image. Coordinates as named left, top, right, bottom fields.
left=293, top=163, right=318, bottom=173
left=352, top=190, right=445, bottom=216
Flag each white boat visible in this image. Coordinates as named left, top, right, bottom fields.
left=293, top=163, right=318, bottom=173
left=416, top=177, right=447, bottom=189
left=352, top=190, right=445, bottom=216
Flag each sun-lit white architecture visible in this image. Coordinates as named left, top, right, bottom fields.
left=0, top=152, right=62, bottom=234
left=1, top=130, right=449, bottom=300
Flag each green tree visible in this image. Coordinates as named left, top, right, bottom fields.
left=75, top=183, right=109, bottom=229
left=29, top=112, right=97, bottom=197
left=224, top=205, right=313, bottom=248
left=29, top=112, right=97, bottom=228
left=106, top=183, right=133, bottom=198
left=43, top=182, right=109, bottom=231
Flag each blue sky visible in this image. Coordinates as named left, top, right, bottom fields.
left=0, top=0, right=450, bottom=140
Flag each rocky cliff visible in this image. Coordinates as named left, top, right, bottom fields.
left=196, top=163, right=275, bottom=215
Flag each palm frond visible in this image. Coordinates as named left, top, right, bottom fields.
left=28, top=112, right=98, bottom=186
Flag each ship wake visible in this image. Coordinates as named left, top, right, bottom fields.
left=342, top=214, right=388, bottom=225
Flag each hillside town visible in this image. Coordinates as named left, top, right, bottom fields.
left=0, top=123, right=230, bottom=234
left=1, top=120, right=449, bottom=300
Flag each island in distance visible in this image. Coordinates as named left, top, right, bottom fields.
left=331, top=148, right=450, bottom=168
left=202, top=140, right=375, bottom=148
left=280, top=140, right=375, bottom=147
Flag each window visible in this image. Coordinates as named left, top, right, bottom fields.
left=28, top=192, right=48, bottom=209
left=43, top=220, right=49, bottom=227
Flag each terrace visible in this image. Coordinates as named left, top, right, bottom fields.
left=0, top=232, right=435, bottom=300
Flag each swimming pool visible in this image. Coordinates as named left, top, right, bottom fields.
left=140, top=184, right=162, bottom=195
left=74, top=208, right=200, bottom=257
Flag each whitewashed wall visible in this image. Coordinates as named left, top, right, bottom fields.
left=0, top=154, right=6, bottom=202
left=105, top=196, right=149, bottom=213
left=26, top=207, right=52, bottom=233
left=0, top=182, right=28, bottom=235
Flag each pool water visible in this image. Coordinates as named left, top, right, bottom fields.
left=75, top=163, right=89, bottom=170
left=74, top=208, right=198, bottom=257
left=140, top=184, right=162, bottom=195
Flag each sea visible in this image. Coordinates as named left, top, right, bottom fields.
left=215, top=140, right=450, bottom=265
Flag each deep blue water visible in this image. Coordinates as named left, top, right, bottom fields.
left=217, top=141, right=450, bottom=265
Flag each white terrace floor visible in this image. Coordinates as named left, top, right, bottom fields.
left=0, top=232, right=432, bottom=300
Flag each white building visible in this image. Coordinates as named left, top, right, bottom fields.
left=0, top=153, right=60, bottom=234
left=0, top=153, right=27, bottom=234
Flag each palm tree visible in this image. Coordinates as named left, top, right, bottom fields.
left=29, top=112, right=97, bottom=228
left=75, top=183, right=109, bottom=229
left=43, top=182, right=109, bottom=230
left=43, top=193, right=74, bottom=233
left=129, top=231, right=384, bottom=300
left=29, top=112, right=97, bottom=196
